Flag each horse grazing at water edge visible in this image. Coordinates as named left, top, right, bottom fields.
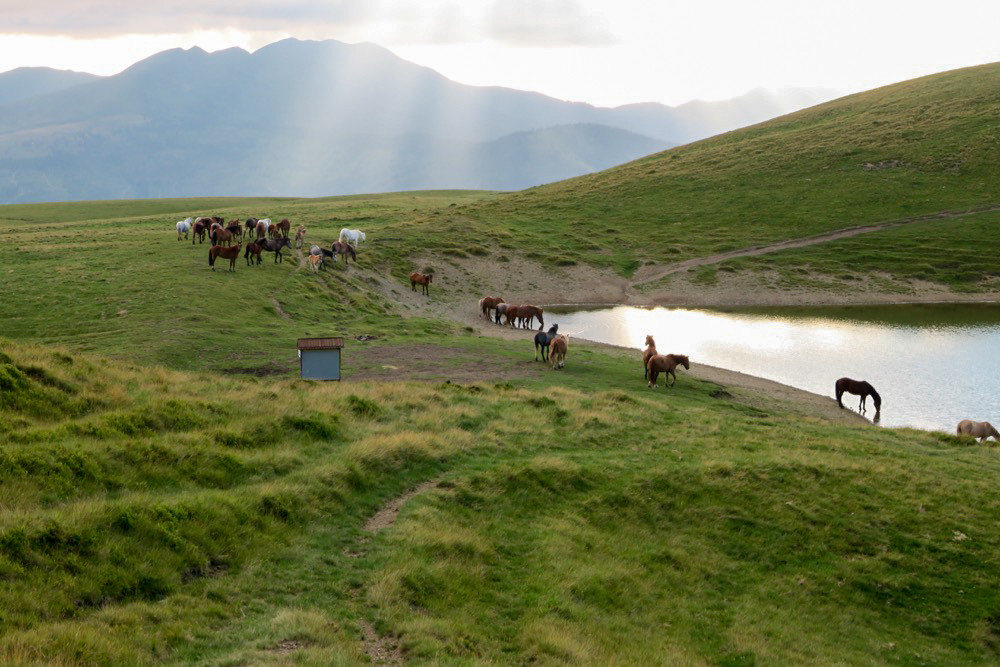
left=957, top=419, right=1000, bottom=443
left=835, top=377, right=881, bottom=414
left=549, top=334, right=568, bottom=370
left=647, top=354, right=689, bottom=389
left=410, top=272, right=433, bottom=295
left=504, top=305, right=544, bottom=330
left=479, top=296, right=504, bottom=319
left=209, top=243, right=242, bottom=272
left=642, top=335, right=657, bottom=380
left=534, top=324, right=559, bottom=362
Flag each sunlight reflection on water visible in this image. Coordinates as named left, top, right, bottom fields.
left=547, top=305, right=1000, bottom=432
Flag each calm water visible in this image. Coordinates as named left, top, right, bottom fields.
left=546, top=304, right=1000, bottom=432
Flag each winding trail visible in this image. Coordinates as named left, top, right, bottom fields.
left=631, top=203, right=1000, bottom=286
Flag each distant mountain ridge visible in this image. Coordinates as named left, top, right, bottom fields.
left=0, top=38, right=832, bottom=203
left=0, top=67, right=99, bottom=107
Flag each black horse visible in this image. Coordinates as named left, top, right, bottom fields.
left=534, top=324, right=559, bottom=362
left=258, top=236, right=292, bottom=263
left=835, top=377, right=881, bottom=414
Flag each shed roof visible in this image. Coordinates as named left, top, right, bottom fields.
left=297, top=337, right=344, bottom=350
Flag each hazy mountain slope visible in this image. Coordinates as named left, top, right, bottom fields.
left=0, top=39, right=824, bottom=203
left=445, top=61, right=1000, bottom=273
left=0, top=67, right=99, bottom=107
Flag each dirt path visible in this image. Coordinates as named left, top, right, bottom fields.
left=631, top=204, right=1000, bottom=286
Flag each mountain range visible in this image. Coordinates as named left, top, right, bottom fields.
left=0, top=38, right=833, bottom=204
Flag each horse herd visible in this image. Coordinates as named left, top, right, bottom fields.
left=173, top=215, right=368, bottom=273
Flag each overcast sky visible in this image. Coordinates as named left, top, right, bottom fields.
left=1, top=0, right=999, bottom=107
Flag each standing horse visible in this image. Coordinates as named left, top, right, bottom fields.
left=332, top=241, right=356, bottom=264
left=274, top=219, right=291, bottom=238
left=957, top=419, right=1000, bottom=443
left=244, top=218, right=259, bottom=238
left=835, top=377, right=881, bottom=414
left=225, top=219, right=243, bottom=239
left=534, top=324, right=559, bottom=362
left=410, top=272, right=433, bottom=295
left=176, top=218, right=192, bottom=241
left=209, top=243, right=242, bottom=272
left=479, top=296, right=504, bottom=319
left=642, top=335, right=657, bottom=380
left=307, top=254, right=324, bottom=272
left=339, top=228, right=366, bottom=248
left=294, top=225, right=307, bottom=248
left=549, top=334, right=568, bottom=370
left=244, top=240, right=264, bottom=266
left=255, top=219, right=272, bottom=239
left=211, top=226, right=236, bottom=247
left=310, top=245, right=336, bottom=269
left=258, top=236, right=292, bottom=263
left=495, top=303, right=510, bottom=325
left=647, top=354, right=690, bottom=389
left=192, top=219, right=211, bottom=244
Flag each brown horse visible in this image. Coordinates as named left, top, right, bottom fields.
left=332, top=241, right=356, bottom=264
left=192, top=219, right=211, bottom=244
left=647, top=354, right=690, bottom=389
left=225, top=219, right=242, bottom=238
left=642, top=335, right=657, bottom=380
left=835, top=377, right=881, bottom=414
left=274, top=219, right=291, bottom=238
left=244, top=218, right=258, bottom=238
left=410, top=272, right=433, bottom=295
left=244, top=240, right=264, bottom=266
left=957, top=420, right=1000, bottom=443
left=211, top=225, right=237, bottom=246
left=479, top=296, right=504, bottom=319
left=255, top=220, right=269, bottom=239
left=209, top=243, right=242, bottom=272
left=505, top=305, right=544, bottom=330
left=549, top=334, right=568, bottom=369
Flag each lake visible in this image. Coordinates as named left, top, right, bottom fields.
left=545, top=303, right=1000, bottom=432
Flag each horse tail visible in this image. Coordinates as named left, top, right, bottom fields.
left=208, top=248, right=215, bottom=266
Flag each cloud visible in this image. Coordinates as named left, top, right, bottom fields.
left=484, top=0, right=616, bottom=47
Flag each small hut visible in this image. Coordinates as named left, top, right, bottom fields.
left=296, top=337, right=344, bottom=381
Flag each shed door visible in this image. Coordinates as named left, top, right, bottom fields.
left=301, top=349, right=341, bottom=380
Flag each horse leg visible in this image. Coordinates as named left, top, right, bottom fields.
left=668, top=370, right=676, bottom=387
left=648, top=368, right=657, bottom=389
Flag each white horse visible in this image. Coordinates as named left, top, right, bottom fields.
left=339, top=228, right=366, bottom=248
left=175, top=217, right=193, bottom=241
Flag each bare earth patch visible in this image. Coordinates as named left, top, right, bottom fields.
left=358, top=619, right=403, bottom=665
left=364, top=480, right=440, bottom=534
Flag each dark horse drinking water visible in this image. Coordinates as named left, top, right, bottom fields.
left=534, top=324, right=559, bottom=362
left=835, top=377, right=881, bottom=414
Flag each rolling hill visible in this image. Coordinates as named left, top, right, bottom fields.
left=0, top=38, right=827, bottom=204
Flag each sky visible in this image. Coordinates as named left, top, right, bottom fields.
left=1, top=0, right=999, bottom=107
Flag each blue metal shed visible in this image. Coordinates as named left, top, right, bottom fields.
left=297, top=337, right=344, bottom=381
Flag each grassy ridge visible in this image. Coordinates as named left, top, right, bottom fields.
left=3, top=337, right=1000, bottom=663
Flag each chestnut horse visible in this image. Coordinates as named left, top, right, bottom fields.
left=957, top=419, right=1000, bottom=443
left=244, top=240, right=264, bottom=266
left=410, top=272, right=433, bottom=295
left=332, top=241, right=356, bottom=264
left=209, top=243, right=242, bottom=272
left=647, top=354, right=690, bottom=389
left=192, top=218, right=211, bottom=244
left=211, top=225, right=236, bottom=247
left=479, top=296, right=504, bottom=319
left=549, top=334, right=568, bottom=369
left=274, top=218, right=291, bottom=238
left=505, top=305, right=544, bottom=330
left=835, top=377, right=881, bottom=414
left=642, top=335, right=656, bottom=380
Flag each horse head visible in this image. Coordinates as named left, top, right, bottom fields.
left=677, top=355, right=690, bottom=370
left=645, top=335, right=655, bottom=347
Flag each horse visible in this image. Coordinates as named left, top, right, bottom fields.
left=175, top=218, right=192, bottom=241
left=294, top=225, right=307, bottom=248
left=332, top=241, right=357, bottom=264
left=339, top=228, right=366, bottom=248
left=494, top=303, right=510, bottom=325
left=274, top=219, right=291, bottom=239
left=244, top=218, right=259, bottom=238
left=258, top=236, right=292, bottom=263
left=957, top=420, right=1000, bottom=443
left=835, top=377, right=881, bottom=414
left=549, top=334, right=568, bottom=370
left=647, top=354, right=690, bottom=389
left=255, top=219, right=272, bottom=239
left=244, top=240, right=264, bottom=266
left=642, top=335, right=657, bottom=380
left=307, top=254, right=324, bottom=272
left=505, top=305, right=543, bottom=330
left=192, top=219, right=211, bottom=244
left=479, top=296, right=504, bottom=319
left=211, top=226, right=237, bottom=247
left=310, top=245, right=335, bottom=269
left=209, top=243, right=242, bottom=272
left=534, top=324, right=559, bottom=362
left=225, top=219, right=243, bottom=239
left=410, top=272, right=432, bottom=295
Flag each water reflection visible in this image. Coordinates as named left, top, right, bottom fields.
left=546, top=304, right=1000, bottom=432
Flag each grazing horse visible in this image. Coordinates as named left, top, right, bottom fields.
left=505, top=305, right=544, bottom=330
left=494, top=303, right=510, bottom=325
left=957, top=419, right=1000, bottom=443
left=244, top=218, right=259, bottom=238
left=549, top=334, right=568, bottom=370
left=258, top=236, right=292, bottom=263
left=175, top=218, right=192, bottom=241
left=307, top=254, right=323, bottom=272
left=479, top=296, right=504, bottom=319
left=642, top=335, right=657, bottom=380
left=209, top=243, right=242, bottom=272
left=225, top=219, right=242, bottom=239
left=339, top=228, right=366, bottom=248
left=244, top=240, right=264, bottom=266
left=835, top=377, right=881, bottom=414
left=294, top=225, right=307, bottom=248
left=310, top=245, right=336, bottom=269
left=647, top=354, right=690, bottom=389
left=410, top=272, right=433, bottom=295
left=332, top=241, right=356, bottom=264
left=534, top=324, right=559, bottom=362
left=192, top=218, right=211, bottom=244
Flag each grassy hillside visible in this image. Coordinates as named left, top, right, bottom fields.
left=365, top=62, right=1000, bottom=285
left=3, top=334, right=1000, bottom=664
